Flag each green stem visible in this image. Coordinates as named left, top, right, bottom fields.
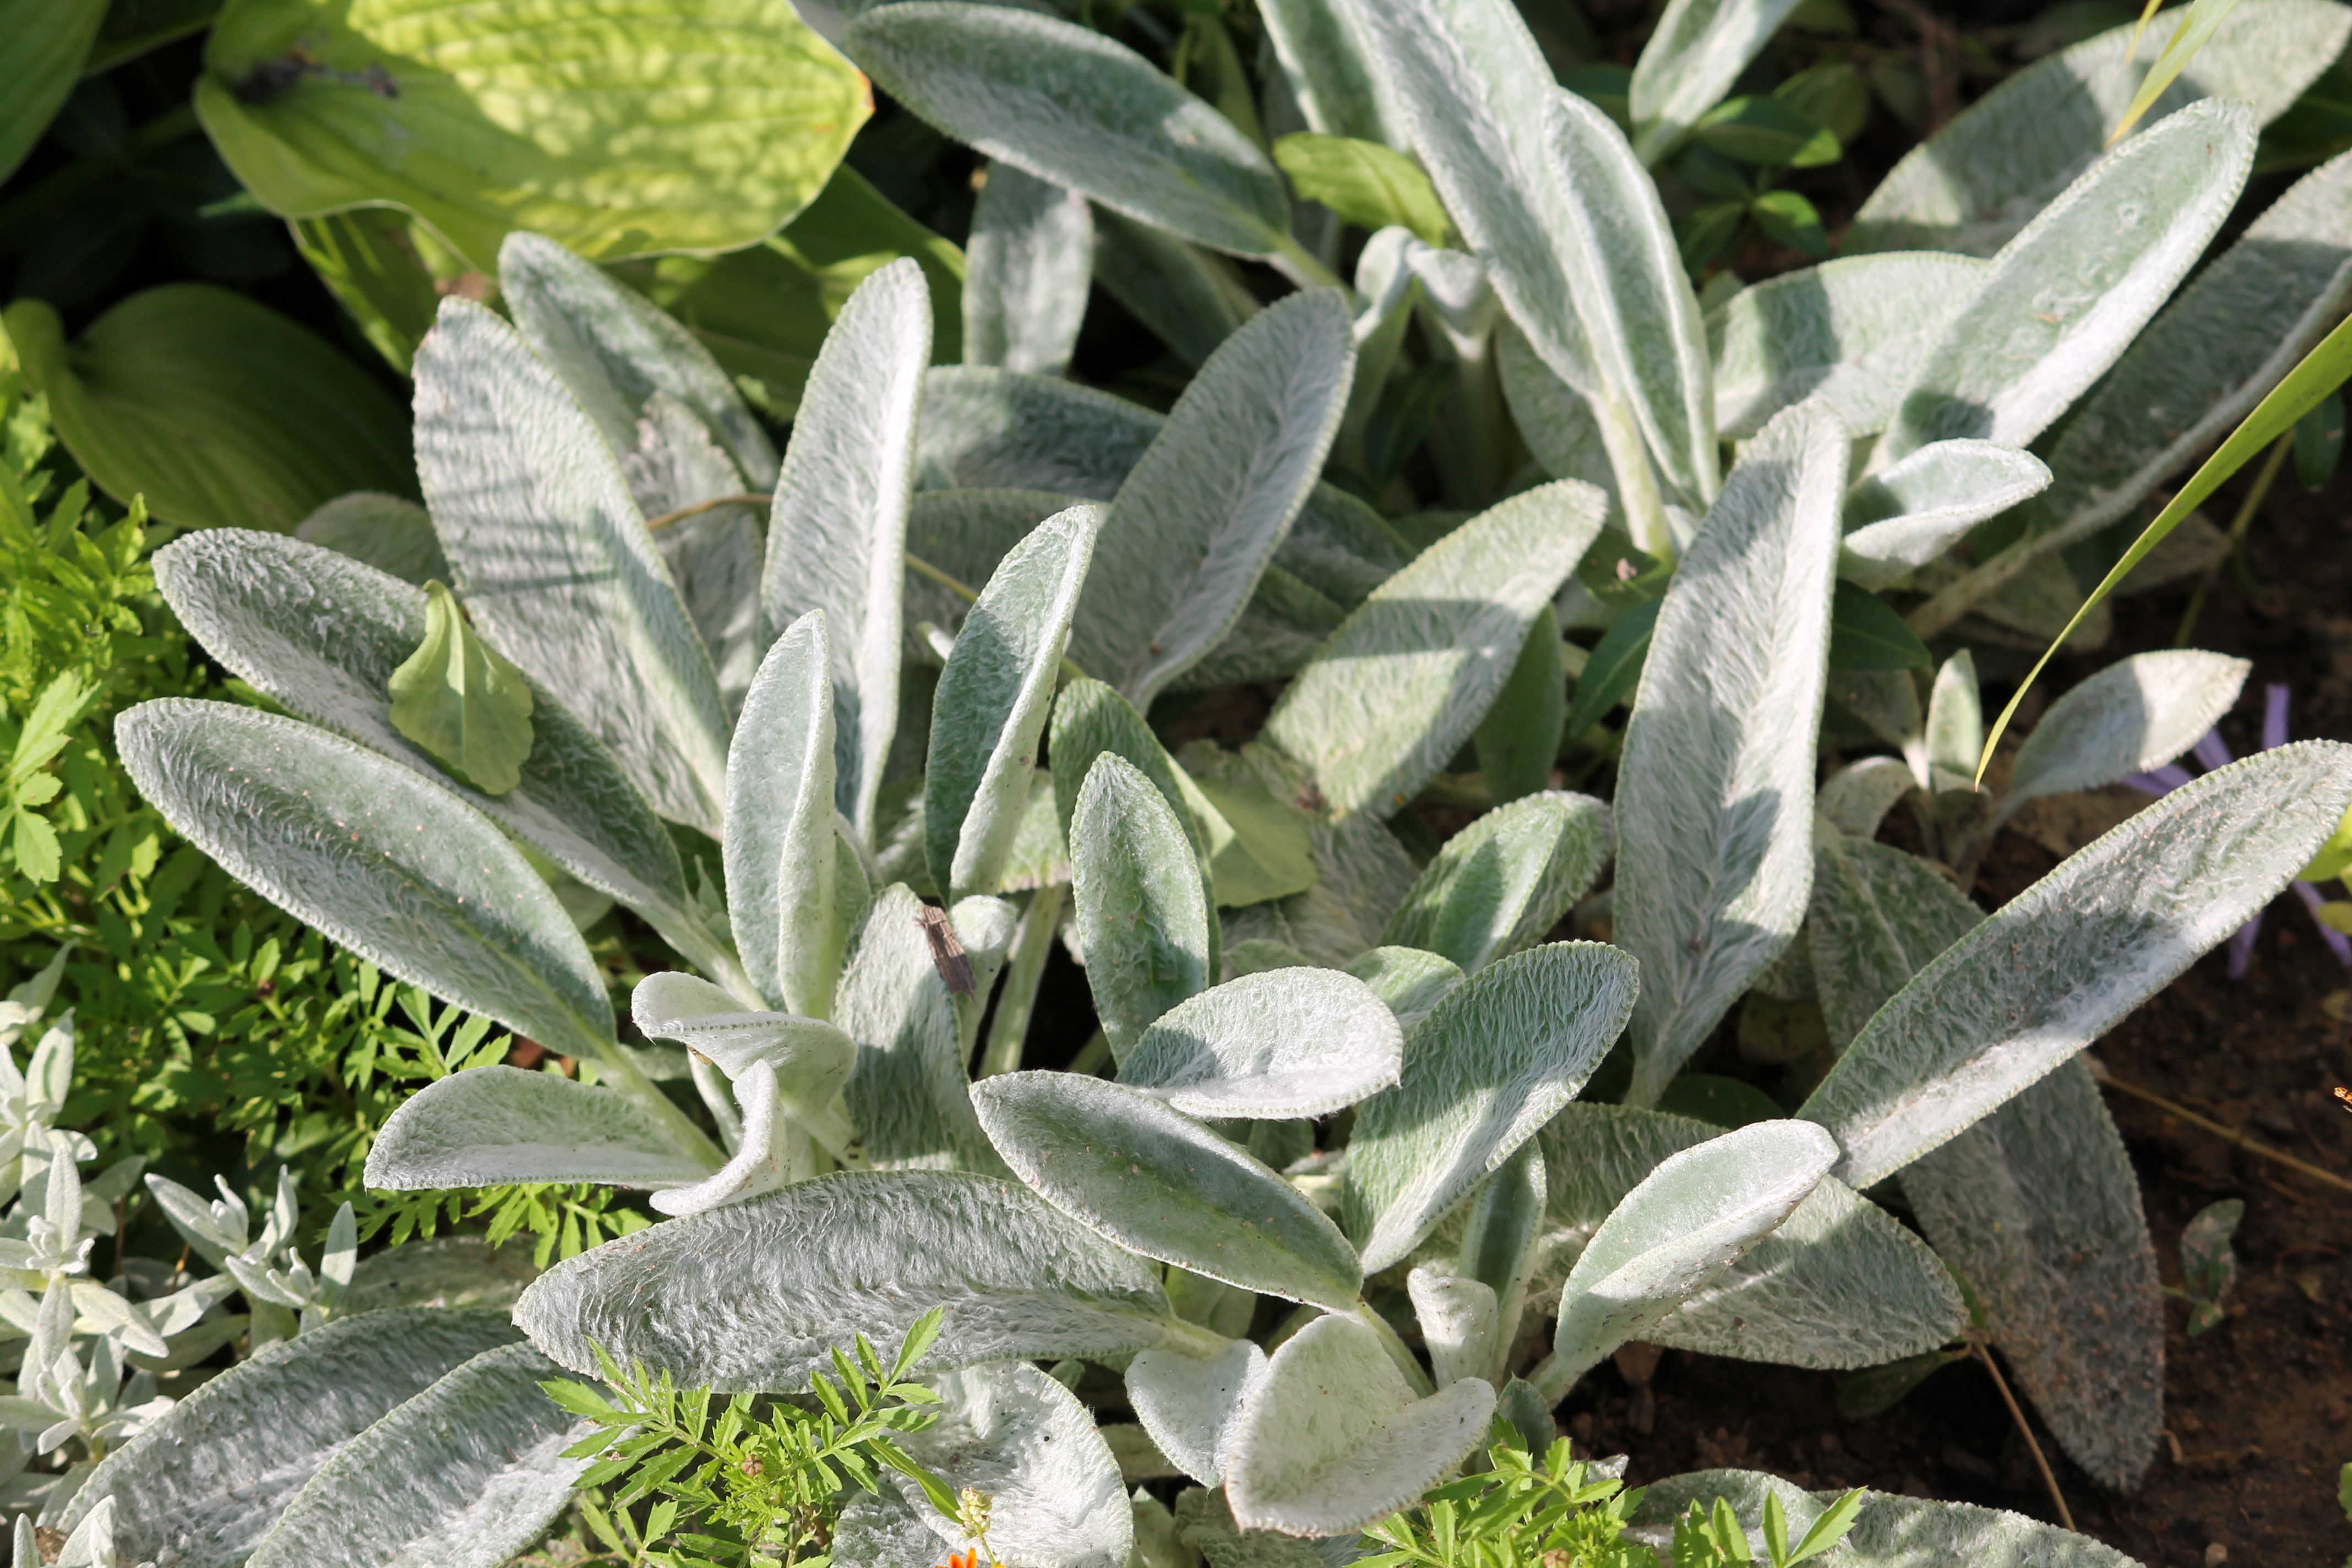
left=977, top=883, right=1064, bottom=1078
left=1066, top=1027, right=1112, bottom=1077
left=1594, top=391, right=1675, bottom=564
left=0, top=102, right=202, bottom=258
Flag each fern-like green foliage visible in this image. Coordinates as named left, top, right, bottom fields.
left=1355, top=1431, right=1653, bottom=1568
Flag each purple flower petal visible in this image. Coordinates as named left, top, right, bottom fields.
left=2192, top=728, right=2234, bottom=772
left=2228, top=910, right=2263, bottom=978
left=2123, top=763, right=2195, bottom=795
left=2261, top=683, right=2290, bottom=753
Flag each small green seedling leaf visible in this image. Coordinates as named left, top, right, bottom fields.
left=1273, top=134, right=1455, bottom=246
left=2178, top=1197, right=2242, bottom=1336
left=387, top=582, right=538, bottom=796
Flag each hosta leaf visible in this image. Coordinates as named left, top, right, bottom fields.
left=513, top=1170, right=1175, bottom=1388
left=972, top=1072, right=1364, bottom=1311
left=1801, top=741, right=2352, bottom=1187
left=927, top=504, right=1099, bottom=901
left=896, top=1360, right=1133, bottom=1568
left=62, top=1310, right=520, bottom=1568
left=1263, top=482, right=1606, bottom=819
left=765, top=260, right=932, bottom=842
left=0, top=0, right=106, bottom=183
left=296, top=492, right=448, bottom=585
left=1707, top=253, right=1987, bottom=439
left=1539, top=1104, right=1964, bottom=1369
left=1225, top=1312, right=1495, bottom=1537
left=1629, top=0, right=1807, bottom=165
left=1807, top=834, right=1984, bottom=1052
left=1070, top=754, right=1214, bottom=1062
left=1848, top=0, right=2349, bottom=257
left=839, top=886, right=1012, bottom=1173
left=2006, top=651, right=2250, bottom=808
left=366, top=1067, right=713, bottom=1189
left=965, top=164, right=1094, bottom=377
left=3, top=290, right=412, bottom=533
left=1615, top=401, right=1846, bottom=1107
left=1548, top=1120, right=1835, bottom=1388
left=1880, top=99, right=2256, bottom=463
left=846, top=3, right=1289, bottom=257
left=247, top=1341, right=589, bottom=1568
left=414, top=298, right=731, bottom=836
left=1840, top=442, right=2052, bottom=591
left=1125, top=1340, right=1269, bottom=1486
left=386, top=581, right=536, bottom=797
left=195, top=0, right=868, bottom=268
left=1474, top=606, right=1566, bottom=805
left=630, top=972, right=856, bottom=1116
left=1071, top=292, right=1356, bottom=708
left=1345, top=942, right=1639, bottom=1273
left=1117, top=968, right=1405, bottom=1119
left=1627, top=1474, right=2144, bottom=1566
left=727, top=612, right=843, bottom=1016
left=1344, top=947, right=1466, bottom=1035
left=1381, top=791, right=1613, bottom=972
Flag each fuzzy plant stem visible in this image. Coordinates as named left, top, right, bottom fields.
left=978, top=883, right=1066, bottom=1078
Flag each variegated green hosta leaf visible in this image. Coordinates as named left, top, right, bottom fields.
left=1408, top=1268, right=1500, bottom=1387
left=972, top=1072, right=1364, bottom=1311
left=896, top=1360, right=1133, bottom=1568
left=1803, top=741, right=2352, bottom=1187
left=927, top=504, right=1099, bottom=901
left=1879, top=99, right=2256, bottom=464
left=1546, top=1120, right=1836, bottom=1391
left=413, top=297, right=731, bottom=836
left=965, top=164, right=1094, bottom=378
left=1116, top=967, right=1404, bottom=1118
left=513, top=1170, right=1180, bottom=1387
left=2005, top=651, right=2250, bottom=808
left=1840, top=443, right=2051, bottom=591
left=1260, top=0, right=1408, bottom=144
left=1071, top=292, right=1355, bottom=707
left=246, top=1341, right=589, bottom=1568
left=1708, top=253, right=1987, bottom=439
left=1264, top=482, right=1606, bottom=819
left=1807, top=834, right=1984, bottom=1052
left=62, top=1310, right=520, bottom=1568
left=1381, top=791, right=1612, bottom=973
left=1615, top=401, right=1846, bottom=1107
left=765, top=259, right=932, bottom=842
left=1817, top=756, right=1916, bottom=841
left=1539, top=1104, right=1964, bottom=1369
left=846, top=3, right=1291, bottom=258
left=148, top=531, right=726, bottom=981
left=1847, top=0, right=2351, bottom=257
left=1345, top=946, right=1466, bottom=1035
left=1345, top=941, right=1639, bottom=1273
left=1227, top=1311, right=1495, bottom=1537
left=1071, top=754, right=1214, bottom=1063
left=1125, top=1339, right=1269, bottom=1487
left=1626, top=1473, right=2145, bottom=1565
left=1628, top=0, right=1806, bottom=165
left=367, top=1067, right=714, bottom=1189
left=727, top=611, right=847, bottom=1015
left=297, top=492, right=448, bottom=585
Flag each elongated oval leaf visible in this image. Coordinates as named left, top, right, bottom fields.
left=897, top=1360, right=1133, bottom=1568
left=973, top=1072, right=1364, bottom=1311
left=1807, top=834, right=1985, bottom=1052
left=1840, top=442, right=2052, bottom=591
left=1344, top=946, right=1466, bottom=1035
left=727, top=612, right=842, bottom=1015
left=1260, top=0, right=1407, bottom=145
left=62, top=1310, right=520, bottom=1568
left=1627, top=1475, right=2145, bottom=1566
left=1382, top=791, right=1613, bottom=972
left=366, top=1067, right=714, bottom=1189
left=1629, top=0, right=1806, bottom=164
left=1474, top=605, right=1567, bottom=805
left=415, top=297, right=731, bottom=835
left=1070, top=754, right=1213, bottom=1062
left=1802, top=741, right=2352, bottom=1186
left=248, top=1340, right=589, bottom=1568
left=1117, top=968, right=1404, bottom=1119
left=1049, top=676, right=1215, bottom=881
left=1125, top=1340, right=1270, bottom=1487
left=965, top=164, right=1095, bottom=377
left=1344, top=941, right=1640, bottom=1273
left=0, top=0, right=106, bottom=183
left=838, top=886, right=1010, bottom=1173
left=1265, top=481, right=1606, bottom=819
left=1615, top=400, right=1847, bottom=1107
left=1817, top=756, right=1917, bottom=841
left=631, top=972, right=856, bottom=1111
left=513, top=1170, right=1175, bottom=1387
left=296, top=492, right=448, bottom=585
left=2006, top=650, right=2249, bottom=806
left=846, top=3, right=1288, bottom=257
left=1408, top=1268, right=1500, bottom=1387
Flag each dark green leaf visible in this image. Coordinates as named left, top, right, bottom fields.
left=1749, top=189, right=1829, bottom=257
left=1564, top=598, right=1659, bottom=739
left=2295, top=386, right=2344, bottom=488
left=1827, top=581, right=1931, bottom=670
left=1695, top=96, right=1841, bottom=167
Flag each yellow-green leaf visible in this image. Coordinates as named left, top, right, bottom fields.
left=2110, top=0, right=2249, bottom=143
left=1272, top=133, right=1454, bottom=245
left=389, top=582, right=537, bottom=796
left=2299, top=802, right=2352, bottom=883
left=292, top=206, right=482, bottom=375
left=0, top=0, right=110, bottom=183
left=1189, top=773, right=1320, bottom=908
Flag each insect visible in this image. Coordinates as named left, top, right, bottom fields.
left=2335, top=1085, right=2351, bottom=1113
left=917, top=904, right=976, bottom=997
left=235, top=47, right=399, bottom=105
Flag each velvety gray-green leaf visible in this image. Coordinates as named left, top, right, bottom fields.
left=965, top=164, right=1094, bottom=377
left=1626, top=1475, right=2144, bottom=1566
left=296, top=492, right=448, bottom=585
left=1816, top=756, right=1916, bottom=841
left=1118, top=968, right=1404, bottom=1119
left=1344, top=946, right=1466, bottom=1036
left=1125, top=1340, right=1269, bottom=1487
left=2007, top=651, right=2250, bottom=807
left=631, top=971, right=857, bottom=1118
left=1629, top=0, right=1807, bottom=165
left=839, top=885, right=1011, bottom=1172
left=1382, top=791, right=1613, bottom=973
left=727, top=611, right=842, bottom=1015
left=1070, top=754, right=1213, bottom=1062
left=1259, top=0, right=1407, bottom=144
left=1806, top=833, right=1984, bottom=1052
left=1092, top=210, right=1261, bottom=368
left=366, top=1067, right=713, bottom=1189
left=896, top=1360, right=1133, bottom=1568
left=1841, top=442, right=2052, bottom=591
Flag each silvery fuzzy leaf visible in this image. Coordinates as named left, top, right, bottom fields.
left=1817, top=756, right=1916, bottom=841
left=1614, top=401, right=1847, bottom=1107
left=1828, top=668, right=1928, bottom=785
left=1847, top=0, right=2351, bottom=257
left=1801, top=741, right=2352, bottom=1188
left=1839, top=443, right=2052, bottom=591
left=1093, top=209, right=1261, bottom=368
left=1119, top=968, right=1402, bottom=1120
left=839, top=885, right=1013, bottom=1173
left=1260, top=0, right=1408, bottom=144
left=846, top=4, right=1290, bottom=257
left=341, top=1237, right=540, bottom=1316
left=1807, top=834, right=1984, bottom=1053
left=926, top=505, right=1099, bottom=901
left=1474, top=605, right=1566, bottom=806
left=649, top=1060, right=795, bottom=1217
left=1381, top=791, right=1613, bottom=973
left=61, top=1310, right=519, bottom=1568
left=834, top=1479, right=948, bottom=1568
left=726, top=611, right=843, bottom=1015
left=1456, top=1137, right=1546, bottom=1340
left=765, top=259, right=932, bottom=843
left=1263, top=482, right=1606, bottom=820
left=1049, top=676, right=1216, bottom=881
left=1344, top=941, right=1640, bottom=1273
left=905, top=489, right=1081, bottom=660
left=296, top=492, right=448, bottom=585
left=965, top=163, right=1095, bottom=378
left=1071, top=754, right=1214, bottom=1063
left=1343, top=946, right=1465, bottom=1035
left=1175, top=1487, right=1370, bottom=1567
left=1879, top=99, right=2256, bottom=464
left=413, top=298, right=731, bottom=836
left=364, top=1067, right=715, bottom=1190
left=153, top=529, right=721, bottom=978
left=1538, top=1104, right=1964, bottom=1369
left=246, top=1340, right=589, bottom=1568
left=1626, top=1473, right=2145, bottom=1567
left=1496, top=324, right=1620, bottom=528
left=1406, top=1268, right=1499, bottom=1387
left=1924, top=650, right=1981, bottom=787
left=973, top=1071, right=1364, bottom=1310
left=898, top=1360, right=1133, bottom=1568
left=513, top=1170, right=1176, bottom=1388
left=2005, top=651, right=2250, bottom=808
left=631, top=972, right=857, bottom=1107
left=1225, top=1311, right=1495, bottom=1537
left=1548, top=1120, right=1836, bottom=1390
left=1629, top=0, right=1807, bottom=164
left=1707, top=253, right=1988, bottom=439
left=497, top=231, right=776, bottom=489
left=1072, top=292, right=1357, bottom=709
left=648, top=469, right=768, bottom=719
left=1125, top=1340, right=1270, bottom=1487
